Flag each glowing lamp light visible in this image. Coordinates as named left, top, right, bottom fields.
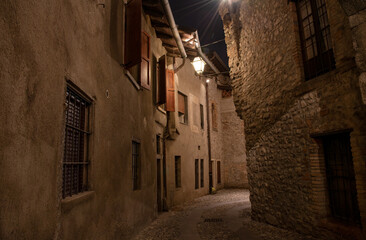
left=192, top=57, right=206, bottom=74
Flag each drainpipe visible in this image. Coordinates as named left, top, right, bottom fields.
left=160, top=0, right=187, bottom=72
left=205, top=80, right=212, bottom=193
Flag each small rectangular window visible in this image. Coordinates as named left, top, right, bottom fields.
left=211, top=103, right=218, bottom=131
left=132, top=141, right=141, bottom=190
left=195, top=159, right=199, bottom=189
left=200, top=104, right=204, bottom=129
left=63, top=86, right=91, bottom=198
left=217, top=161, right=221, bottom=184
left=200, top=159, right=204, bottom=188
left=175, top=156, right=181, bottom=188
left=178, top=92, right=188, bottom=124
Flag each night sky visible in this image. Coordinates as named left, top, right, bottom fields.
left=169, top=0, right=228, bottom=65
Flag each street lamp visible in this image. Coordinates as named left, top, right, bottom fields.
left=192, top=57, right=206, bottom=74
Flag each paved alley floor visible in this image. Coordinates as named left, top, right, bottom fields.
left=132, top=189, right=320, bottom=240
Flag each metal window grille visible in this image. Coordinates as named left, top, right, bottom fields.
left=63, top=87, right=91, bottom=198
left=175, top=156, right=181, bottom=188
left=195, top=159, right=199, bottom=189
left=297, top=0, right=335, bottom=80
left=323, top=133, right=361, bottom=224
left=200, top=159, right=204, bottom=188
left=132, top=141, right=141, bottom=190
left=200, top=104, right=204, bottom=129
left=156, top=135, right=161, bottom=154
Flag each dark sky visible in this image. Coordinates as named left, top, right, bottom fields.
left=169, top=0, right=228, bottom=65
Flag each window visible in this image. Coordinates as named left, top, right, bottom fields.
left=296, top=0, right=335, bottom=80
left=166, top=70, right=175, bottom=112
left=178, top=92, right=188, bottom=124
left=200, top=104, right=204, bottom=130
left=124, top=0, right=151, bottom=89
left=211, top=103, right=218, bottom=131
left=132, top=141, right=141, bottom=190
left=200, top=159, right=204, bottom=188
left=63, top=86, right=91, bottom=198
left=156, top=135, right=161, bottom=154
left=156, top=55, right=167, bottom=107
left=140, top=31, right=151, bottom=89
left=217, top=161, right=221, bottom=184
left=195, top=159, right=199, bottom=189
left=322, top=133, right=361, bottom=224
left=175, top=156, right=181, bottom=188
left=124, top=0, right=142, bottom=68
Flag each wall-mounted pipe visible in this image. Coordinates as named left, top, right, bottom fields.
left=160, top=0, right=187, bottom=72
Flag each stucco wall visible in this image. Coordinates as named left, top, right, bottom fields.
left=220, top=0, right=366, bottom=237
left=0, top=0, right=166, bottom=239
left=165, top=60, right=209, bottom=207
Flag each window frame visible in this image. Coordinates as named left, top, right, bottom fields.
left=62, top=83, right=92, bottom=199
left=217, top=161, right=221, bottom=184
left=200, top=104, right=204, bottom=130
left=296, top=0, right=335, bottom=80
left=178, top=91, right=188, bottom=124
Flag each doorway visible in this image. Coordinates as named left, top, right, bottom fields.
left=322, top=132, right=361, bottom=224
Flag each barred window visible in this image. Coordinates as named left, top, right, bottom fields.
left=195, top=159, right=199, bottom=189
left=132, top=141, right=141, bottom=190
left=217, top=161, right=221, bottom=184
left=200, top=159, right=204, bottom=188
left=63, top=86, right=91, bottom=198
left=175, top=156, right=181, bottom=188
left=297, top=0, right=335, bottom=80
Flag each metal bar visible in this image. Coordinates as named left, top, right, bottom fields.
left=66, top=124, right=91, bottom=135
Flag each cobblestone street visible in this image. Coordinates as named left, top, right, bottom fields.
left=132, top=189, right=322, bottom=240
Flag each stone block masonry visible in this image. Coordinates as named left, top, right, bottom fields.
left=220, top=0, right=366, bottom=238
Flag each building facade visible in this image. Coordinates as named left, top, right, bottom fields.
left=220, top=0, right=366, bottom=238
left=0, top=0, right=247, bottom=239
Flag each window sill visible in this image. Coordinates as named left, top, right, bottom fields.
left=179, top=122, right=188, bottom=126
left=157, top=106, right=166, bottom=114
left=61, top=191, right=95, bottom=213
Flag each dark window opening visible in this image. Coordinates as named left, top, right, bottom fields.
left=195, top=159, right=199, bottom=189
left=200, top=104, right=204, bottom=130
left=175, top=156, right=181, bottom=188
left=296, top=0, right=335, bottom=80
left=217, top=161, right=221, bottom=184
left=156, top=135, right=161, bottom=154
left=211, top=103, right=218, bottom=131
left=132, top=141, right=141, bottom=190
left=63, top=86, right=91, bottom=198
left=322, top=132, right=361, bottom=224
left=200, top=159, right=204, bottom=188
left=178, top=92, right=188, bottom=124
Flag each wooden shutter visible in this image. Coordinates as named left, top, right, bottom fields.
left=141, top=32, right=150, bottom=89
left=166, top=70, right=175, bottom=112
left=124, top=0, right=142, bottom=67
left=178, top=93, right=185, bottom=114
left=157, top=56, right=167, bottom=105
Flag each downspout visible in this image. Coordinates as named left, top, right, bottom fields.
left=160, top=0, right=187, bottom=73
left=205, top=80, right=212, bottom=193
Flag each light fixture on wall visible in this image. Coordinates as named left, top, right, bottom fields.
left=192, top=57, right=206, bottom=75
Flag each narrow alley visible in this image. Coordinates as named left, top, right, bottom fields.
left=133, top=189, right=332, bottom=240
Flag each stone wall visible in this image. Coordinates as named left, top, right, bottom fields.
left=220, top=0, right=366, bottom=237
left=221, top=94, right=248, bottom=188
